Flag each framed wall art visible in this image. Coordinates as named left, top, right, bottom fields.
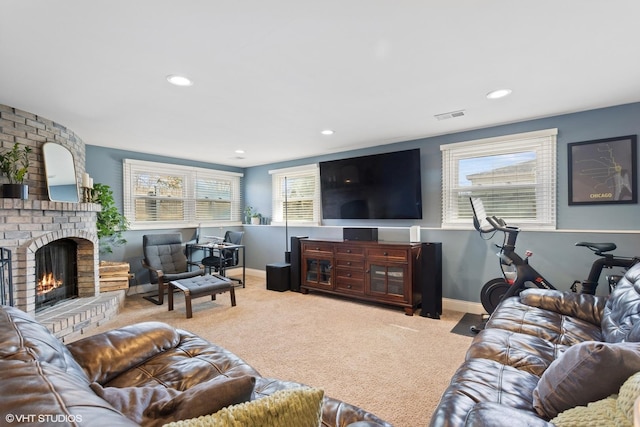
left=568, top=134, right=637, bottom=205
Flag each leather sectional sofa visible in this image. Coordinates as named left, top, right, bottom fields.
left=429, top=263, right=640, bottom=426
left=0, top=305, right=390, bottom=426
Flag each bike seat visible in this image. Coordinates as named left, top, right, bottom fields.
left=575, top=241, right=617, bottom=254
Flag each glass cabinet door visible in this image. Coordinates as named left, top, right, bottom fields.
left=304, top=258, right=332, bottom=290
left=367, top=263, right=407, bottom=302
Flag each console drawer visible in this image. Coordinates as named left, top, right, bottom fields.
left=335, top=268, right=365, bottom=294
left=335, top=268, right=364, bottom=281
left=366, top=247, right=409, bottom=262
left=335, top=245, right=365, bottom=257
left=301, top=242, right=334, bottom=256
left=334, top=258, right=365, bottom=269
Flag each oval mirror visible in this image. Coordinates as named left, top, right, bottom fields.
left=43, top=143, right=79, bottom=202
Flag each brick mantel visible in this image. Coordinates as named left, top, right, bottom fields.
left=1, top=199, right=100, bottom=213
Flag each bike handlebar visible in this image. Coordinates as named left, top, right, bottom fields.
left=485, top=215, right=519, bottom=233
left=470, top=197, right=519, bottom=235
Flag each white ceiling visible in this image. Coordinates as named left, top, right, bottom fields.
left=2, top=1, right=640, bottom=168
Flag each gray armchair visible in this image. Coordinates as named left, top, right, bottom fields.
left=141, top=233, right=204, bottom=305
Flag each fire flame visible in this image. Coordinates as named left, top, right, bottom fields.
left=37, top=272, right=63, bottom=295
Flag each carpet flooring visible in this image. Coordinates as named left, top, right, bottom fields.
left=81, top=275, right=475, bottom=426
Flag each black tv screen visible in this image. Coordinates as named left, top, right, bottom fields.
left=320, top=149, right=423, bottom=220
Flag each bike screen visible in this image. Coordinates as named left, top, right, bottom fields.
left=470, top=197, right=494, bottom=233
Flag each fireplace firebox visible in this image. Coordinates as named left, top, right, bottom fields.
left=35, top=239, right=78, bottom=311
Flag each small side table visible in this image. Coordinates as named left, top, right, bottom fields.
left=266, top=262, right=290, bottom=292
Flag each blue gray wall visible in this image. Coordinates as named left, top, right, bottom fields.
left=88, top=102, right=640, bottom=302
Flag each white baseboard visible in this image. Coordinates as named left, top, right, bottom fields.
left=442, top=298, right=485, bottom=315
left=227, top=267, right=265, bottom=279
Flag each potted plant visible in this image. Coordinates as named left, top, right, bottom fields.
left=92, top=182, right=131, bottom=291
left=251, top=212, right=262, bottom=225
left=0, top=143, right=32, bottom=199
left=92, top=183, right=129, bottom=254
left=244, top=206, right=256, bottom=224
left=244, top=206, right=262, bottom=224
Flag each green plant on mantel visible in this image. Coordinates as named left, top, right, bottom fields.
left=0, top=143, right=32, bottom=184
left=92, top=182, right=129, bottom=254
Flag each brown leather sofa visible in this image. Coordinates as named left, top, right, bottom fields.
left=430, top=263, right=640, bottom=427
left=0, top=305, right=390, bottom=427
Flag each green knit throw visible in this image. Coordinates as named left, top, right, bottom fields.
left=552, top=371, right=640, bottom=427
left=163, top=387, right=324, bottom=427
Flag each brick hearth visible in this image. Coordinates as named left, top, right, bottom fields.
left=35, top=291, right=125, bottom=342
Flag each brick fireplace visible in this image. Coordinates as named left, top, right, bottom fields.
left=2, top=199, right=101, bottom=315
left=0, top=104, right=123, bottom=338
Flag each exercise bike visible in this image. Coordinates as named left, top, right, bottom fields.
left=469, top=197, right=637, bottom=331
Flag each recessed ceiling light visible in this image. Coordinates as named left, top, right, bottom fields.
left=486, top=89, right=512, bottom=99
left=321, top=129, right=335, bottom=135
left=166, top=74, right=193, bottom=87
left=235, top=149, right=245, bottom=154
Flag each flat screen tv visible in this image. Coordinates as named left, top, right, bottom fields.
left=320, top=148, right=423, bottom=220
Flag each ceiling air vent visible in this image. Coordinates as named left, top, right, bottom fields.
left=434, top=110, right=466, bottom=121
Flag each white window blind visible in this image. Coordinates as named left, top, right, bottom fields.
left=269, top=164, right=320, bottom=226
left=441, top=128, right=557, bottom=229
left=123, top=159, right=243, bottom=229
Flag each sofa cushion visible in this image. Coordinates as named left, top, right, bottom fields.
left=627, top=321, right=640, bottom=342
left=97, top=330, right=260, bottom=390
left=465, top=402, right=553, bottom=427
left=0, top=306, right=89, bottom=384
left=91, top=375, right=255, bottom=426
left=67, top=321, right=180, bottom=384
left=485, top=295, right=604, bottom=345
left=518, top=288, right=605, bottom=326
left=428, top=358, right=540, bottom=427
left=164, top=387, right=324, bottom=427
left=0, top=359, right=138, bottom=426
left=551, top=371, right=640, bottom=427
left=601, top=263, right=640, bottom=343
left=466, top=328, right=565, bottom=377
left=533, top=341, right=640, bottom=419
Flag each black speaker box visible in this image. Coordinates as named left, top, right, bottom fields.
left=419, top=242, right=442, bottom=319
left=266, top=262, right=291, bottom=292
left=289, top=236, right=307, bottom=292
left=343, top=227, right=378, bottom=242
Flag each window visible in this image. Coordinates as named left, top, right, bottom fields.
left=269, top=164, right=320, bottom=226
left=123, top=159, right=243, bottom=229
left=441, top=128, right=557, bottom=229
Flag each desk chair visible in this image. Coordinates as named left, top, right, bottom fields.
left=201, top=230, right=244, bottom=285
left=142, top=233, right=205, bottom=305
